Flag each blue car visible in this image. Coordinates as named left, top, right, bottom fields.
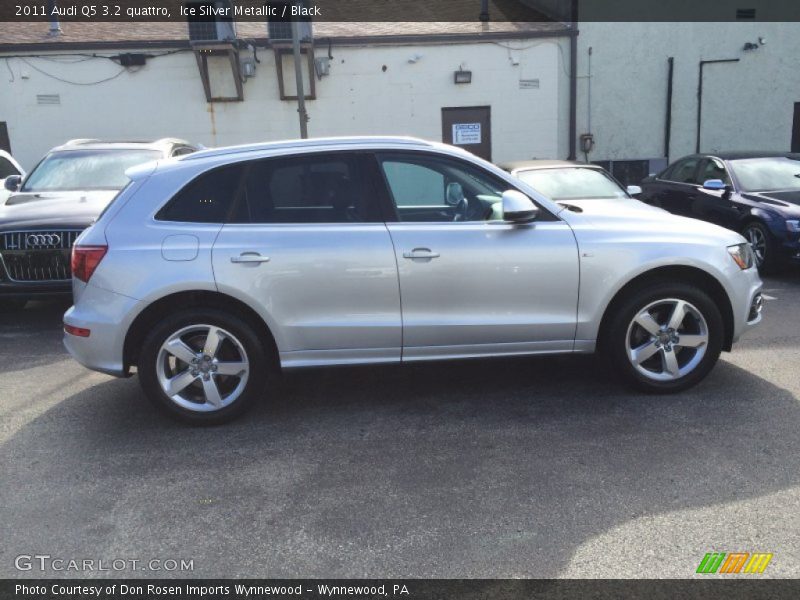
left=639, top=152, right=800, bottom=272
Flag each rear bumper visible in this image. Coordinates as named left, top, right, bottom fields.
left=63, top=284, right=142, bottom=377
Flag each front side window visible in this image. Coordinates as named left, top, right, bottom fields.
left=21, top=149, right=161, bottom=192
left=698, top=158, right=730, bottom=185
left=233, top=153, right=377, bottom=224
left=157, top=164, right=243, bottom=223
left=662, top=157, right=701, bottom=184
left=378, top=153, right=505, bottom=222
left=515, top=167, right=628, bottom=200
left=729, top=156, right=800, bottom=192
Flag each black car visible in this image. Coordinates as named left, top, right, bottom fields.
left=638, top=152, right=800, bottom=272
left=0, top=138, right=198, bottom=310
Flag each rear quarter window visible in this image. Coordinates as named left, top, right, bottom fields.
left=156, top=164, right=243, bottom=223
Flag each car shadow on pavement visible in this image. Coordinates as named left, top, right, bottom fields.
left=0, top=299, right=72, bottom=371
left=1, top=354, right=798, bottom=578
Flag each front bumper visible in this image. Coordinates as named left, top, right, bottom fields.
left=728, top=265, right=763, bottom=345
left=63, top=284, right=142, bottom=377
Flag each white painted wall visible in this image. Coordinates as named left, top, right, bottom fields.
left=574, top=22, right=800, bottom=163
left=1, top=37, right=570, bottom=170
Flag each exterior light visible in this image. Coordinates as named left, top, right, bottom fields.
left=454, top=70, right=472, bottom=84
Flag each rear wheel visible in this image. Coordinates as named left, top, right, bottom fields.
left=605, top=282, right=723, bottom=393
left=742, top=221, right=778, bottom=273
left=138, top=308, right=269, bottom=424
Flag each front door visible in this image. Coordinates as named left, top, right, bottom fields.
left=212, top=152, right=401, bottom=367
left=374, top=151, right=579, bottom=360
left=442, top=106, right=492, bottom=161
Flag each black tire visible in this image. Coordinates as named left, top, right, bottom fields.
left=603, top=281, right=723, bottom=393
left=741, top=221, right=779, bottom=274
left=138, top=308, right=270, bottom=425
left=0, top=298, right=27, bottom=311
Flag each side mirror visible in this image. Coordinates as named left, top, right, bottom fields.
left=4, top=175, right=21, bottom=192
left=702, top=179, right=726, bottom=191
left=626, top=185, right=642, bottom=196
left=502, top=190, right=539, bottom=223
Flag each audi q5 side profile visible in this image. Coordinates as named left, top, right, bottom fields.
left=63, top=137, right=763, bottom=424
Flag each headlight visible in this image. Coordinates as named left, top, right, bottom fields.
left=786, top=220, right=800, bottom=232
left=727, top=243, right=754, bottom=270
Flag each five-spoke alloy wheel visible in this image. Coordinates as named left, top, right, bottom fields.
left=606, top=282, right=723, bottom=392
left=140, top=309, right=268, bottom=424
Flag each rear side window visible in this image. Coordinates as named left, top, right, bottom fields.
left=157, top=164, right=243, bottom=223
left=232, top=153, right=378, bottom=223
left=662, top=157, right=701, bottom=184
left=0, top=156, right=19, bottom=179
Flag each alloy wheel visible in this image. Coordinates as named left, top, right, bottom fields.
left=744, top=225, right=767, bottom=267
left=155, top=324, right=250, bottom=412
left=625, top=298, right=709, bottom=382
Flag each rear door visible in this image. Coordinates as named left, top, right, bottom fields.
left=211, top=152, right=401, bottom=367
left=657, top=156, right=703, bottom=218
left=374, top=151, right=579, bottom=359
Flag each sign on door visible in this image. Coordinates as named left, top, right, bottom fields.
left=452, top=123, right=481, bottom=145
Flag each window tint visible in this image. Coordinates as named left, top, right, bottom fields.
left=157, top=164, right=243, bottom=223
left=699, top=158, right=730, bottom=185
left=234, top=154, right=377, bottom=223
left=663, top=158, right=701, bottom=184
left=0, top=157, right=19, bottom=179
left=378, top=153, right=506, bottom=222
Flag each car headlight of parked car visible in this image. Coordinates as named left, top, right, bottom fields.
left=786, top=219, right=800, bottom=232
left=727, top=243, right=755, bottom=270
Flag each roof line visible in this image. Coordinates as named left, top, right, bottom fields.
left=0, top=27, right=574, bottom=54
left=181, top=136, right=434, bottom=161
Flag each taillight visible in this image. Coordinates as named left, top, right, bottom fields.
left=71, top=245, right=108, bottom=283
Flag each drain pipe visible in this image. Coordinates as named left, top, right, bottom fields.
left=696, top=58, right=739, bottom=153
left=47, top=0, right=61, bottom=36
left=567, top=31, right=578, bottom=159
left=567, top=0, right=578, bottom=160
left=664, top=56, right=673, bottom=160
left=479, top=0, right=489, bottom=21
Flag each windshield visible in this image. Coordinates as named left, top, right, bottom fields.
left=729, top=156, right=800, bottom=192
left=515, top=167, right=628, bottom=200
left=21, top=149, right=161, bottom=192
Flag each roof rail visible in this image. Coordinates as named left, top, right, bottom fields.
left=63, top=138, right=101, bottom=146
left=182, top=136, right=433, bottom=161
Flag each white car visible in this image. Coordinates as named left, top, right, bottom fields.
left=0, top=150, right=24, bottom=205
left=63, top=137, right=763, bottom=424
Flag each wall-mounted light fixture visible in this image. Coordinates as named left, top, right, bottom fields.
left=743, top=42, right=759, bottom=51
left=454, top=69, right=472, bottom=84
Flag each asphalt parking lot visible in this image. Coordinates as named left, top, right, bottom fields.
left=1, top=270, right=799, bottom=579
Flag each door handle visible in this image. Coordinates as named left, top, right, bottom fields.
left=403, top=248, right=440, bottom=259
left=231, top=253, right=270, bottom=264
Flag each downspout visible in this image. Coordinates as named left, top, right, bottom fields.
left=567, top=17, right=578, bottom=160
left=566, top=0, right=578, bottom=160
left=664, top=56, right=673, bottom=160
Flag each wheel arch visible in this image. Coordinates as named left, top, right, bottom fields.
left=597, top=265, right=734, bottom=353
left=123, top=290, right=279, bottom=371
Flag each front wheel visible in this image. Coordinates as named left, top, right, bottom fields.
left=138, top=308, right=269, bottom=424
left=741, top=221, right=778, bottom=273
left=604, top=282, right=723, bottom=393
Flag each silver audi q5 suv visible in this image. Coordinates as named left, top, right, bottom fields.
left=64, top=137, right=763, bottom=424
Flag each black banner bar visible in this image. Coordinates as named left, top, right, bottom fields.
left=3, top=580, right=800, bottom=600
left=3, top=0, right=800, bottom=23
